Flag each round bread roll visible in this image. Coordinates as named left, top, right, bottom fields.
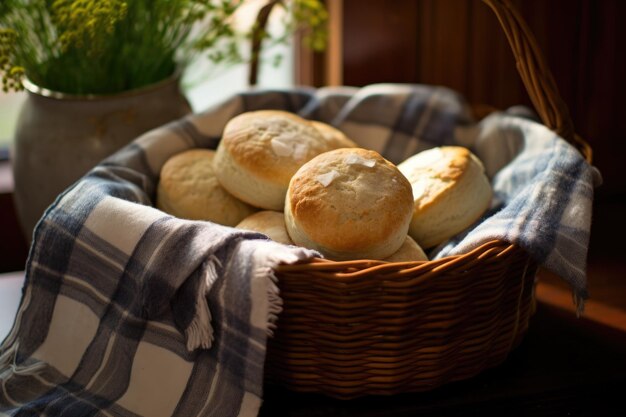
left=397, top=146, right=492, bottom=249
left=384, top=235, right=428, bottom=262
left=213, top=110, right=338, bottom=210
left=236, top=211, right=294, bottom=246
left=285, top=148, right=414, bottom=261
left=157, top=149, right=256, bottom=226
left=310, top=120, right=358, bottom=149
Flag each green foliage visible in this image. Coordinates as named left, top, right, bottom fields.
left=0, top=28, right=25, bottom=92
left=286, top=0, right=328, bottom=51
left=0, top=0, right=328, bottom=95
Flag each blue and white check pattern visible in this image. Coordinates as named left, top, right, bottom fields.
left=1, top=84, right=600, bottom=416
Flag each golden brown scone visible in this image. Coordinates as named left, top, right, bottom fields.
left=397, top=146, right=492, bottom=248
left=213, top=110, right=338, bottom=210
left=384, top=235, right=428, bottom=262
left=236, top=211, right=294, bottom=246
left=310, top=120, right=358, bottom=149
left=157, top=149, right=256, bottom=226
left=285, top=148, right=414, bottom=261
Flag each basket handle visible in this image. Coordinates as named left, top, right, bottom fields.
left=481, top=0, right=592, bottom=163
left=248, top=0, right=282, bottom=88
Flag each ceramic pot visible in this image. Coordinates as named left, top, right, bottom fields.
left=12, top=76, right=192, bottom=241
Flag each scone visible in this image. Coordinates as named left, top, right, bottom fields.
left=213, top=110, right=338, bottom=210
left=397, top=146, right=492, bottom=248
left=310, top=120, right=358, bottom=149
left=384, top=235, right=428, bottom=262
left=157, top=149, right=256, bottom=226
left=236, top=211, right=294, bottom=246
left=285, top=148, right=414, bottom=261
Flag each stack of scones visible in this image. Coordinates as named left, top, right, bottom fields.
left=157, top=110, right=492, bottom=262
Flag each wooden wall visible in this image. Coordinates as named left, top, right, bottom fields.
left=338, top=0, right=625, bottom=199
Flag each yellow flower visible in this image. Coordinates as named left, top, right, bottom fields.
left=9, top=66, right=24, bottom=76
left=51, top=0, right=128, bottom=55
left=0, top=28, right=23, bottom=91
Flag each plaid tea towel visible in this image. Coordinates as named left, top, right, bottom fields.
left=1, top=84, right=600, bottom=416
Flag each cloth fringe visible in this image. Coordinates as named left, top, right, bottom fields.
left=574, top=293, right=586, bottom=318
left=184, top=256, right=222, bottom=352
left=259, top=266, right=284, bottom=338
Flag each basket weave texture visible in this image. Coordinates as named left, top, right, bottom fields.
left=267, top=242, right=536, bottom=398
left=265, top=0, right=593, bottom=399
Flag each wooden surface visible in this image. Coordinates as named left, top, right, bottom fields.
left=342, top=0, right=418, bottom=86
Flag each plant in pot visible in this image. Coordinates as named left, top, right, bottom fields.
left=0, top=0, right=327, bottom=240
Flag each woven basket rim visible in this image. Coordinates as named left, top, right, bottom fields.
left=276, top=239, right=519, bottom=278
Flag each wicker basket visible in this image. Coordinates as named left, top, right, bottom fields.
left=264, top=0, right=593, bottom=399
